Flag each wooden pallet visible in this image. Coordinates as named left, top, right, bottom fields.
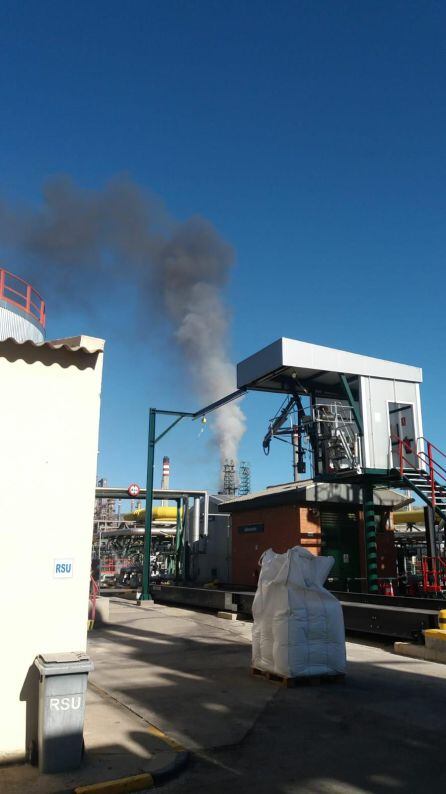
left=251, top=667, right=345, bottom=688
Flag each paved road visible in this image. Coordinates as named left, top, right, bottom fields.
left=162, top=653, right=446, bottom=793
left=88, top=600, right=277, bottom=750
left=86, top=600, right=446, bottom=794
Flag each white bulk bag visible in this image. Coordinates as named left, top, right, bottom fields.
left=252, top=546, right=346, bottom=678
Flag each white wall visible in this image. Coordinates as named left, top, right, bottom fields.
left=360, top=376, right=422, bottom=469
left=0, top=337, right=104, bottom=763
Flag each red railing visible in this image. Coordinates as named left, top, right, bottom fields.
left=0, top=268, right=46, bottom=328
left=421, top=557, right=446, bottom=594
left=89, top=575, right=99, bottom=627
left=99, top=555, right=133, bottom=579
left=391, top=434, right=446, bottom=508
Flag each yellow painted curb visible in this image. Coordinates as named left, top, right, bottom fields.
left=75, top=683, right=189, bottom=794
left=146, top=723, right=185, bottom=752
left=424, top=629, right=446, bottom=641
left=74, top=772, right=154, bottom=794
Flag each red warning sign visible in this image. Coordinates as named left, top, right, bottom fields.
left=127, top=483, right=141, bottom=497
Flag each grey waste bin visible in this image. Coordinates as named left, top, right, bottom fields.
left=34, top=652, right=94, bottom=773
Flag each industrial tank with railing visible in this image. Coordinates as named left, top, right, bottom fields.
left=0, top=268, right=46, bottom=343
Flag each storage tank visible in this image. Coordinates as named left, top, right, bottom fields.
left=0, top=268, right=46, bottom=343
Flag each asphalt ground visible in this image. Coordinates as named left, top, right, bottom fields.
left=2, top=600, right=446, bottom=793
left=90, top=601, right=446, bottom=793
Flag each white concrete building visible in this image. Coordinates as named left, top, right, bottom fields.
left=0, top=335, right=104, bottom=763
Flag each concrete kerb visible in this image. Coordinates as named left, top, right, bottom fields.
left=74, top=683, right=189, bottom=794
left=73, top=751, right=189, bottom=794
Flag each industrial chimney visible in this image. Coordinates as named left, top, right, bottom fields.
left=161, top=456, right=170, bottom=506
left=0, top=268, right=46, bottom=344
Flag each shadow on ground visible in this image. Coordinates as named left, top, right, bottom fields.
left=84, top=601, right=446, bottom=793
left=88, top=601, right=276, bottom=749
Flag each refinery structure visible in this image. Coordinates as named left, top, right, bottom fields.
left=2, top=264, right=446, bottom=771
left=2, top=265, right=445, bottom=609
left=92, top=454, right=251, bottom=588
left=91, top=333, right=446, bottom=604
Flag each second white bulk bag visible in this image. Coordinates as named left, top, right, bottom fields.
left=252, top=546, right=346, bottom=678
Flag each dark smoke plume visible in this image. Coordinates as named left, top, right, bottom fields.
left=0, top=176, right=246, bottom=465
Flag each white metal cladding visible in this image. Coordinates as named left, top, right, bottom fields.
left=0, top=305, right=44, bottom=344
left=237, top=338, right=424, bottom=473
left=237, top=338, right=422, bottom=390
left=281, top=338, right=422, bottom=382
left=359, top=377, right=422, bottom=469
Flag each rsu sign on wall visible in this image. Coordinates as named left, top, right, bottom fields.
left=53, top=559, right=74, bottom=578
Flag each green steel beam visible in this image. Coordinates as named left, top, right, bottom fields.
left=191, top=388, right=247, bottom=419
left=168, top=500, right=181, bottom=576
left=141, top=387, right=247, bottom=601
left=175, top=497, right=186, bottom=582
left=155, top=415, right=184, bottom=444
left=363, top=482, right=378, bottom=593
left=339, top=373, right=363, bottom=436
left=141, top=408, right=156, bottom=601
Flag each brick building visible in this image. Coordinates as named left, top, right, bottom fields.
left=219, top=480, right=411, bottom=591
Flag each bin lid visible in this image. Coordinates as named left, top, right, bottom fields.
left=34, top=652, right=94, bottom=676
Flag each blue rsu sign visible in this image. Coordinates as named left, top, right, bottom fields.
left=53, top=559, right=74, bottom=578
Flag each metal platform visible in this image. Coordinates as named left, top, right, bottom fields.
left=145, top=584, right=443, bottom=641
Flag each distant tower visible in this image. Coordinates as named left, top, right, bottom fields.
left=95, top=477, right=116, bottom=523
left=222, top=459, right=237, bottom=496
left=238, top=461, right=251, bottom=496
left=161, top=456, right=170, bottom=506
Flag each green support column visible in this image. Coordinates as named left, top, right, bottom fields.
left=363, top=482, right=378, bottom=593
left=141, top=408, right=156, bottom=601
left=175, top=497, right=186, bottom=582
left=182, top=497, right=189, bottom=582
left=138, top=389, right=246, bottom=599
left=339, top=374, right=363, bottom=436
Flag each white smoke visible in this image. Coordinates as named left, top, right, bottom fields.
left=0, top=176, right=246, bottom=467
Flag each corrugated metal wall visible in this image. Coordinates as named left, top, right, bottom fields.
left=0, top=305, right=44, bottom=343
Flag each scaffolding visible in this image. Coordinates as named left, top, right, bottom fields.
left=238, top=461, right=251, bottom=496
left=222, top=459, right=237, bottom=496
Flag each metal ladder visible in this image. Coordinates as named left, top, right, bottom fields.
left=316, top=402, right=361, bottom=471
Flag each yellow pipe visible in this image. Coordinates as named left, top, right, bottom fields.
left=393, top=508, right=441, bottom=526
left=152, top=506, right=178, bottom=520
left=132, top=506, right=180, bottom=520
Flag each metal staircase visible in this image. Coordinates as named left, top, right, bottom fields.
left=392, top=435, right=446, bottom=522
left=402, top=468, right=446, bottom=522
left=402, top=469, right=446, bottom=521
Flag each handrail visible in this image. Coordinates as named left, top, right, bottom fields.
left=390, top=433, right=420, bottom=474
left=89, top=575, right=99, bottom=627
left=418, top=436, right=446, bottom=462
left=0, top=268, right=46, bottom=328
left=421, top=556, right=446, bottom=593
left=391, top=434, right=446, bottom=509
left=417, top=450, right=446, bottom=480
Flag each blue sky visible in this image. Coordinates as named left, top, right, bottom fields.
left=1, top=1, right=445, bottom=493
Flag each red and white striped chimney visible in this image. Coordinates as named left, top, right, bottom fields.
left=161, top=456, right=170, bottom=505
